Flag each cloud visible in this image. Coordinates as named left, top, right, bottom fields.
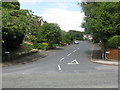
left=19, top=1, right=85, bottom=32
left=41, top=8, right=85, bottom=32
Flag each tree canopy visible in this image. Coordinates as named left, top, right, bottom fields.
left=38, top=23, right=62, bottom=49
left=2, top=2, right=38, bottom=51
left=2, top=1, right=20, bottom=10
left=80, top=2, right=120, bottom=44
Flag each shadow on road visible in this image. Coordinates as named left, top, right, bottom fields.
left=84, top=50, right=91, bottom=56
left=92, top=50, right=102, bottom=59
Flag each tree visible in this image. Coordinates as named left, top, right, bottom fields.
left=2, top=1, right=20, bottom=10
left=2, top=8, right=29, bottom=51
left=69, top=30, right=84, bottom=40
left=2, top=1, right=38, bottom=51
left=79, top=2, right=120, bottom=51
left=60, top=30, right=84, bottom=45
left=38, top=23, right=62, bottom=49
left=106, top=35, right=120, bottom=49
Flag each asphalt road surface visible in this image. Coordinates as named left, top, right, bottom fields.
left=2, top=41, right=118, bottom=88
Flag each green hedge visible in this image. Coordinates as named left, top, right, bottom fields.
left=34, top=43, right=48, bottom=50
left=23, top=42, right=48, bottom=50
left=107, top=35, right=120, bottom=49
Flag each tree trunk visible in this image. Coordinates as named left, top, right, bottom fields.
left=101, top=40, right=106, bottom=60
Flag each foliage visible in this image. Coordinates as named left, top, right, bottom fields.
left=26, top=34, right=37, bottom=43
left=2, top=1, right=20, bottom=10
left=61, top=34, right=70, bottom=45
left=80, top=2, right=120, bottom=47
left=68, top=30, right=84, bottom=40
left=38, top=23, right=62, bottom=49
left=106, top=35, right=120, bottom=49
left=23, top=42, right=34, bottom=49
left=2, top=8, right=32, bottom=51
left=60, top=30, right=84, bottom=45
left=34, top=43, right=48, bottom=50
left=2, top=1, right=41, bottom=51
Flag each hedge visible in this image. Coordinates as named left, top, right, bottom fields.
left=106, top=35, right=120, bottom=49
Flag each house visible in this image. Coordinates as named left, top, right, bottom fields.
left=83, top=34, right=93, bottom=40
left=37, top=16, right=44, bottom=26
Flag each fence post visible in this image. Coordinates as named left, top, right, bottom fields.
left=4, top=51, right=10, bottom=60
left=105, top=51, right=110, bottom=60
left=118, top=46, right=120, bottom=49
left=118, top=46, right=120, bottom=61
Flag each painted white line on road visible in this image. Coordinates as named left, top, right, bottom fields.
left=60, top=57, right=65, bottom=61
left=73, top=50, right=76, bottom=52
left=58, top=65, right=62, bottom=71
left=68, top=59, right=79, bottom=65
left=67, top=53, right=72, bottom=56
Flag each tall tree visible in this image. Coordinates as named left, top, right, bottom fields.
left=38, top=23, right=62, bottom=49
left=79, top=2, right=120, bottom=51
left=2, top=1, right=38, bottom=51
left=2, top=1, right=20, bottom=10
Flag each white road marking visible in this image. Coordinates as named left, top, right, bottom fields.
left=77, top=48, right=79, bottom=49
left=60, top=57, right=65, bottom=61
left=67, top=53, right=72, bottom=56
left=68, top=59, right=79, bottom=65
left=58, top=65, right=62, bottom=71
left=73, top=50, right=76, bottom=52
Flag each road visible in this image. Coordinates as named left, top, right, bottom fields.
left=2, top=41, right=118, bottom=88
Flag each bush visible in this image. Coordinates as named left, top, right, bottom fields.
left=53, top=43, right=61, bottom=47
left=107, top=35, right=120, bottom=49
left=23, top=42, right=34, bottom=49
left=34, top=43, right=48, bottom=50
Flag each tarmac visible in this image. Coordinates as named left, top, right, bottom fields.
left=1, top=43, right=119, bottom=67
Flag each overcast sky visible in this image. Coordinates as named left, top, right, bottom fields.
left=19, top=0, right=85, bottom=32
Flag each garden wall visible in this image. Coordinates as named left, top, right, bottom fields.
left=107, top=49, right=120, bottom=61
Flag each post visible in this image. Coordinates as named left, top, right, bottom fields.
left=4, top=51, right=10, bottom=60
left=105, top=51, right=110, bottom=60
left=118, top=46, right=120, bottom=49
left=118, top=46, right=120, bottom=61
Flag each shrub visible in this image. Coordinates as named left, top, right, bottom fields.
left=52, top=43, right=61, bottom=47
left=106, top=35, right=120, bottom=49
left=23, top=42, right=34, bottom=49
left=34, top=43, right=48, bottom=50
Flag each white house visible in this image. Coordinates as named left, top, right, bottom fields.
left=83, top=34, right=93, bottom=40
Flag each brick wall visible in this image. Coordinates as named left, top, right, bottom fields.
left=107, top=49, right=120, bottom=61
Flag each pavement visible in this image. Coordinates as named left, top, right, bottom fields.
left=91, top=43, right=119, bottom=66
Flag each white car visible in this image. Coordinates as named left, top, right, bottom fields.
left=74, top=41, right=79, bottom=44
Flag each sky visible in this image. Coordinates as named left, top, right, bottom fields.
left=19, top=0, right=85, bottom=32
